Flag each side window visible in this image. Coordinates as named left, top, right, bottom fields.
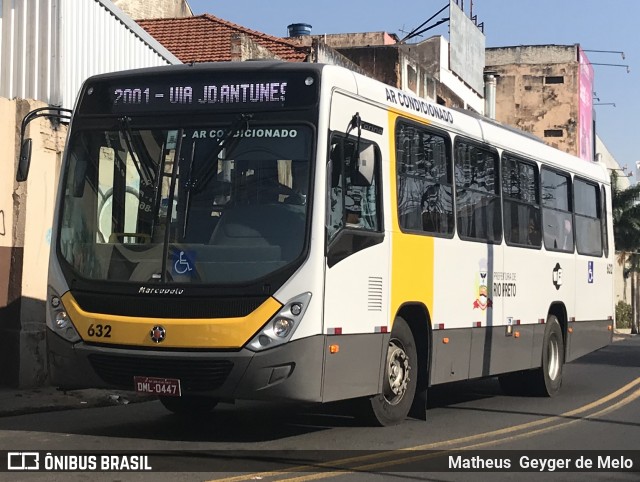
left=327, top=134, right=381, bottom=241
left=395, top=121, right=454, bottom=236
left=601, top=186, right=609, bottom=257
left=541, top=168, right=573, bottom=252
left=454, top=139, right=501, bottom=243
left=502, top=154, right=541, bottom=248
left=574, top=179, right=602, bottom=256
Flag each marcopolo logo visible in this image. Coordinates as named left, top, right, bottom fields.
left=138, top=286, right=184, bottom=295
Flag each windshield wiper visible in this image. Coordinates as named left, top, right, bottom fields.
left=182, top=141, right=197, bottom=239
left=119, top=116, right=154, bottom=186
left=182, top=114, right=253, bottom=238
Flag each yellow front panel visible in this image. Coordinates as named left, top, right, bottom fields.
left=388, top=111, right=436, bottom=323
left=62, top=293, right=282, bottom=349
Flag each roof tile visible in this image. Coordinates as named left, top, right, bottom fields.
left=136, top=14, right=309, bottom=63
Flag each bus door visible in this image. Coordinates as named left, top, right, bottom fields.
left=321, top=94, right=390, bottom=401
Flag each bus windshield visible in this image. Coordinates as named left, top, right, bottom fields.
left=58, top=121, right=312, bottom=285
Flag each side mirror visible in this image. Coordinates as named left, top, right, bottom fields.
left=16, top=138, right=32, bottom=182
left=15, top=106, right=72, bottom=182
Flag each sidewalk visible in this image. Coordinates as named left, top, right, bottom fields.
left=613, top=327, right=633, bottom=341
left=0, top=387, right=153, bottom=418
left=0, top=330, right=635, bottom=418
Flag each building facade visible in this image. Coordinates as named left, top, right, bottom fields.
left=1, top=0, right=180, bottom=387
left=289, top=31, right=484, bottom=112
left=485, top=44, right=594, bottom=161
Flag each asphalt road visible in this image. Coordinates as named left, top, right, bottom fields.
left=0, top=335, right=638, bottom=481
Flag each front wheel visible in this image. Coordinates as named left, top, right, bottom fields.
left=365, top=317, right=418, bottom=426
left=159, top=395, right=218, bottom=415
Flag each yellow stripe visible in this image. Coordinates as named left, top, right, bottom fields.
left=388, top=111, right=435, bottom=323
left=62, top=292, right=281, bottom=349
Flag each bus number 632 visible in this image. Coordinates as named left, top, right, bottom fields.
left=87, top=324, right=112, bottom=338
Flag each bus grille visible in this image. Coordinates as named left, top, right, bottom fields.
left=88, top=354, right=234, bottom=392
left=72, top=292, right=267, bottom=319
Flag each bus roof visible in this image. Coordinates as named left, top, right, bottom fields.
left=77, top=61, right=609, bottom=184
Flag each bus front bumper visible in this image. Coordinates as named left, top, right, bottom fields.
left=46, top=329, right=325, bottom=402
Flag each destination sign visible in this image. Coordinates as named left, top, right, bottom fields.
left=78, top=70, right=319, bottom=115
left=112, top=81, right=287, bottom=107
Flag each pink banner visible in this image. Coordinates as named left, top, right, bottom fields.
left=578, top=47, right=594, bottom=161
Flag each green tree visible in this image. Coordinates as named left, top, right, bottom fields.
left=611, top=170, right=640, bottom=334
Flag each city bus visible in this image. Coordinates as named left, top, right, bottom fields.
left=17, top=61, right=614, bottom=426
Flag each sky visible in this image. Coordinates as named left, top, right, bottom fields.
left=189, top=0, right=639, bottom=178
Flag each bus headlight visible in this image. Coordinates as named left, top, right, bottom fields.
left=247, top=292, right=311, bottom=351
left=273, top=318, right=294, bottom=338
left=55, top=311, right=70, bottom=329
left=48, top=290, right=81, bottom=343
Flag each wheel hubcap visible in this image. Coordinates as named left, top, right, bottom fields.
left=384, top=340, right=410, bottom=405
left=547, top=335, right=560, bottom=380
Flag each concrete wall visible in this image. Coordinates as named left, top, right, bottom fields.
left=0, top=98, right=65, bottom=387
left=486, top=45, right=577, bottom=66
left=230, top=34, right=282, bottom=61
left=400, top=37, right=483, bottom=112
left=113, top=0, right=192, bottom=19
left=289, top=31, right=398, bottom=48
left=338, top=45, right=402, bottom=89
left=0, top=97, right=21, bottom=387
left=310, top=40, right=367, bottom=76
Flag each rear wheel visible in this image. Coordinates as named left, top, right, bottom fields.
left=365, top=317, right=417, bottom=426
left=531, top=315, right=564, bottom=396
left=159, top=395, right=218, bottom=415
left=498, top=315, right=564, bottom=397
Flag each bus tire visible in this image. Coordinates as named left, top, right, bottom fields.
left=159, top=395, right=218, bottom=415
left=365, top=317, right=417, bottom=426
left=531, top=315, right=564, bottom=396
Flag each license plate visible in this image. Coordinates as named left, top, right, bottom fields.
left=134, top=376, right=181, bottom=397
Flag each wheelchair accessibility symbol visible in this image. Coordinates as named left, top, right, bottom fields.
left=173, top=250, right=194, bottom=275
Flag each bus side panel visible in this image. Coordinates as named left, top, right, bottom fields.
left=502, top=243, right=557, bottom=373
left=321, top=333, right=388, bottom=402
left=566, top=320, right=612, bottom=362
left=387, top=111, right=438, bottom=386
left=432, top=237, right=504, bottom=382
left=430, top=328, right=471, bottom=384
left=321, top=92, right=391, bottom=401
left=567, top=253, right=614, bottom=362
left=467, top=324, right=536, bottom=379
left=565, top=181, right=616, bottom=360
